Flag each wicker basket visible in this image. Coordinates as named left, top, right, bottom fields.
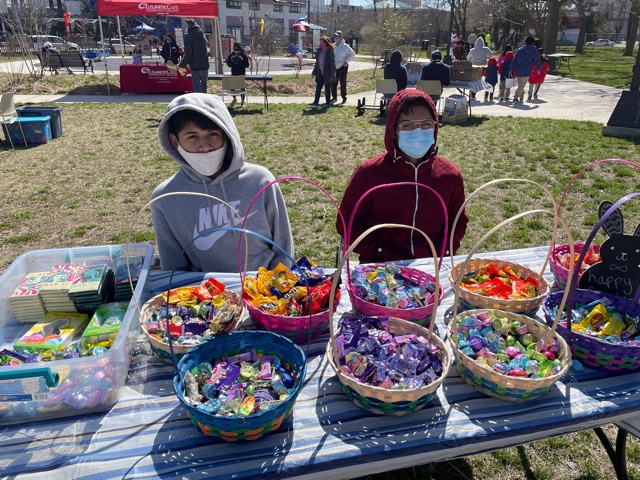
left=543, top=191, right=640, bottom=372
left=347, top=265, right=443, bottom=325
left=173, top=330, right=307, bottom=441
left=244, top=289, right=340, bottom=345
left=449, top=207, right=576, bottom=402
left=542, top=289, right=640, bottom=372
left=449, top=259, right=550, bottom=316
left=448, top=179, right=561, bottom=316
left=140, top=288, right=243, bottom=365
left=240, top=175, right=345, bottom=345
left=327, top=223, right=452, bottom=416
left=549, top=242, right=601, bottom=289
left=450, top=309, right=572, bottom=401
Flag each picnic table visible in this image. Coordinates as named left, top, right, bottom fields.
left=1, top=246, right=639, bottom=479
left=547, top=53, right=576, bottom=74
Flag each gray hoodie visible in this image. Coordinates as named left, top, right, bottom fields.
left=151, top=93, right=294, bottom=273
left=466, top=37, right=493, bottom=66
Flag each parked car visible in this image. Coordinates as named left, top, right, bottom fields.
left=556, top=38, right=575, bottom=46
left=585, top=39, right=616, bottom=47
left=97, top=38, right=136, bottom=54
left=28, top=35, right=79, bottom=51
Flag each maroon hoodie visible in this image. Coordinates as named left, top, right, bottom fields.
left=336, top=89, right=468, bottom=263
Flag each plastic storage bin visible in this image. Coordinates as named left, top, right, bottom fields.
left=0, top=243, right=153, bottom=425
left=1, top=116, right=51, bottom=145
left=17, top=106, right=63, bottom=138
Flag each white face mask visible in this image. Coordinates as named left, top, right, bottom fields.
left=178, top=142, right=227, bottom=176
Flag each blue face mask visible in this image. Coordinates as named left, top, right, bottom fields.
left=396, top=128, right=435, bottom=159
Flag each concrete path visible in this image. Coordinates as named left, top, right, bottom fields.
left=9, top=54, right=622, bottom=125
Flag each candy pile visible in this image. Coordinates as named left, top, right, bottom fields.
left=350, top=264, right=436, bottom=309
left=460, top=263, right=539, bottom=300
left=144, top=278, right=242, bottom=347
left=552, top=297, right=640, bottom=346
left=183, top=351, right=297, bottom=417
left=453, top=310, right=563, bottom=378
left=244, top=257, right=339, bottom=316
left=556, top=246, right=601, bottom=274
left=335, top=316, right=444, bottom=389
left=1, top=340, right=112, bottom=366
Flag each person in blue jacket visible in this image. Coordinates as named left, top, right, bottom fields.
left=383, top=50, right=407, bottom=97
left=419, top=50, right=451, bottom=101
left=483, top=57, right=498, bottom=102
left=510, top=36, right=542, bottom=103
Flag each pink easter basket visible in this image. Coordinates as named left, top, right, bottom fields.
left=344, top=182, right=449, bottom=325
left=239, top=176, right=346, bottom=344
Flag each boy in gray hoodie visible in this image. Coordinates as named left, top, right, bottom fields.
left=151, top=93, right=294, bottom=272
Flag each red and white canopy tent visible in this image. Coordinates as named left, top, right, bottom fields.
left=95, top=0, right=220, bottom=94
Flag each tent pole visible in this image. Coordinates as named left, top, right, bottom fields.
left=117, top=15, right=124, bottom=58
left=98, top=16, right=111, bottom=96
left=213, top=16, right=223, bottom=74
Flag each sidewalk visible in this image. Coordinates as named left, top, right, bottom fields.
left=13, top=74, right=622, bottom=125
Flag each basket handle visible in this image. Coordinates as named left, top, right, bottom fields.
left=450, top=209, right=575, bottom=338
left=328, top=223, right=440, bottom=370
left=449, top=178, right=558, bottom=283
left=239, top=175, right=346, bottom=278
left=344, top=182, right=449, bottom=269
left=568, top=192, right=640, bottom=312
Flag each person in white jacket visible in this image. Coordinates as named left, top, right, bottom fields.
left=331, top=30, right=356, bottom=104
left=466, top=36, right=493, bottom=66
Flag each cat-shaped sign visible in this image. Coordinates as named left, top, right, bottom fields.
left=578, top=200, right=640, bottom=299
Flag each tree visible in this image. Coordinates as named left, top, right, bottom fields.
left=623, top=0, right=639, bottom=56
left=544, top=0, right=571, bottom=53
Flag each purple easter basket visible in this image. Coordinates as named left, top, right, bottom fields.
left=543, top=192, right=640, bottom=372
left=550, top=159, right=639, bottom=289
left=347, top=265, right=443, bottom=325
left=240, top=176, right=345, bottom=345
left=549, top=242, right=601, bottom=289
left=344, top=182, right=449, bottom=325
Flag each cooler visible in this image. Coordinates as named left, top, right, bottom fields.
left=442, top=95, right=469, bottom=124
left=0, top=244, right=154, bottom=425
left=17, top=106, right=63, bottom=138
left=1, top=116, right=51, bottom=145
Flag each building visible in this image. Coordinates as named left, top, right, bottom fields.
left=214, top=0, right=309, bottom=39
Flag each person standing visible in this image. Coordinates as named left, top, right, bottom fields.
left=331, top=30, right=356, bottom=104
left=510, top=36, right=541, bottom=103
left=309, top=36, right=336, bottom=108
left=160, top=33, right=181, bottom=64
left=226, top=42, right=250, bottom=106
left=179, top=19, right=210, bottom=93
left=466, top=36, right=493, bottom=66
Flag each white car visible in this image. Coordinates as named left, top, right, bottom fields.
left=29, top=35, right=79, bottom=51
left=97, top=38, right=136, bottom=54
left=585, top=39, right=616, bottom=47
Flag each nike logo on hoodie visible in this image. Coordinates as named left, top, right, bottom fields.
left=192, top=200, right=256, bottom=250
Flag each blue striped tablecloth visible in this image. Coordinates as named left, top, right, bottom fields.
left=2, top=247, right=639, bottom=479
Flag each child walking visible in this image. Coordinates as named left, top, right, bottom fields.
left=527, top=48, right=550, bottom=100
left=497, top=50, right=514, bottom=102
left=484, top=57, right=498, bottom=102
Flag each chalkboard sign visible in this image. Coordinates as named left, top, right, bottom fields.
left=578, top=200, right=640, bottom=299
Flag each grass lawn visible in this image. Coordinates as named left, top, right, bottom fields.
left=551, top=46, right=638, bottom=89
left=0, top=70, right=638, bottom=479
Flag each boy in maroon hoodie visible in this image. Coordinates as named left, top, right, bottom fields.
left=336, top=89, right=468, bottom=263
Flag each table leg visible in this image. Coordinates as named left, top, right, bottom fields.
left=593, top=426, right=629, bottom=480
left=263, top=79, right=268, bottom=110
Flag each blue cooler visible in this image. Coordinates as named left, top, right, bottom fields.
left=1, top=116, right=52, bottom=145
left=17, top=106, right=62, bottom=138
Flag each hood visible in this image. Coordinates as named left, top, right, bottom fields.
left=384, top=89, right=439, bottom=162
left=157, top=93, right=244, bottom=181
left=521, top=44, right=538, bottom=55
left=474, top=37, right=485, bottom=49
left=189, top=24, right=205, bottom=38
left=488, top=57, right=497, bottom=66
left=505, top=51, right=514, bottom=60
left=389, top=50, right=403, bottom=64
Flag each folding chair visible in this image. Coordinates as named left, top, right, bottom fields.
left=357, top=79, right=397, bottom=116
left=406, top=62, right=423, bottom=85
left=416, top=79, right=444, bottom=115
left=0, top=93, right=28, bottom=148
left=221, top=75, right=248, bottom=109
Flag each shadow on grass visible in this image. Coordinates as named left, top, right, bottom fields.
left=228, top=108, right=265, bottom=117
left=439, top=115, right=491, bottom=128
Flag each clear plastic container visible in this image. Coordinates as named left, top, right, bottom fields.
left=0, top=244, right=153, bottom=424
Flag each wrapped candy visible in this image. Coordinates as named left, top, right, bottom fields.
left=460, top=263, right=539, bottom=300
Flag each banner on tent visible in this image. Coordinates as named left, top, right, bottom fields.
left=96, top=0, right=219, bottom=17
